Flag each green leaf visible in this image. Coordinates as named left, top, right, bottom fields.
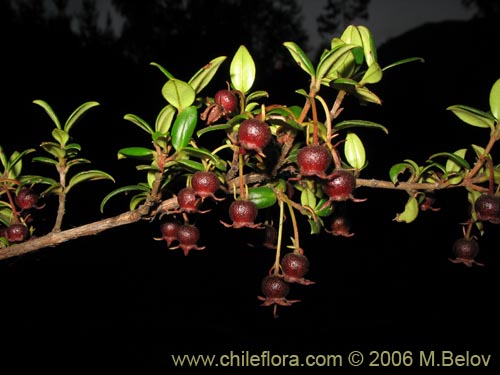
left=150, top=62, right=175, bottom=80
left=314, top=198, right=333, bottom=217
left=123, top=113, right=154, bottom=134
left=382, top=57, right=425, bottom=72
left=196, top=123, right=232, bottom=137
left=283, top=41, right=315, bottom=78
left=155, top=104, right=176, bottom=134
left=246, top=90, right=269, bottom=103
left=66, top=170, right=115, bottom=194
left=316, top=43, right=358, bottom=82
left=33, top=99, right=61, bottom=129
left=341, top=25, right=363, bottom=47
left=174, top=159, right=205, bottom=172
left=394, top=195, right=419, bottom=223
left=344, top=132, right=366, bottom=170
left=300, top=187, right=316, bottom=209
left=354, top=86, right=382, bottom=105
left=32, top=156, right=58, bottom=166
left=357, top=25, right=377, bottom=66
left=188, top=55, right=227, bottom=94
left=100, top=184, right=152, bottom=213
left=489, top=77, right=500, bottom=120
left=428, top=151, right=470, bottom=170
left=447, top=104, right=495, bottom=130
left=389, top=162, right=415, bottom=184
left=180, top=146, right=221, bottom=164
left=19, top=175, right=58, bottom=186
left=52, top=128, right=69, bottom=146
left=162, top=78, right=196, bottom=111
left=248, top=186, right=277, bottom=209
left=0, top=145, right=7, bottom=170
left=171, top=105, right=198, bottom=151
left=445, top=149, right=468, bottom=172
left=7, top=148, right=35, bottom=179
left=66, top=158, right=91, bottom=169
left=359, top=62, right=383, bottom=85
left=41, top=142, right=66, bottom=159
left=334, top=119, right=388, bottom=134
left=230, top=45, right=256, bottom=94
left=117, top=147, right=155, bottom=160
left=64, top=101, right=99, bottom=133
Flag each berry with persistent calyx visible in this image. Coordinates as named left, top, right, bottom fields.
left=326, top=214, right=354, bottom=237
left=175, top=187, right=209, bottom=214
left=296, top=145, right=332, bottom=179
left=474, top=193, right=500, bottom=224
left=156, top=221, right=179, bottom=247
left=237, top=118, right=272, bottom=155
left=6, top=223, right=29, bottom=243
left=281, top=252, right=315, bottom=285
left=214, top=89, right=238, bottom=115
left=322, top=169, right=366, bottom=203
left=449, top=237, right=484, bottom=267
left=15, top=186, right=42, bottom=210
left=258, top=275, right=300, bottom=318
left=191, top=171, right=224, bottom=201
left=220, top=199, right=262, bottom=229
left=173, top=224, right=205, bottom=256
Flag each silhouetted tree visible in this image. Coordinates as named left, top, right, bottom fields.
left=462, top=0, right=500, bottom=18
left=317, top=0, right=370, bottom=38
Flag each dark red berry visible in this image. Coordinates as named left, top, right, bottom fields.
left=176, top=187, right=204, bottom=213
left=159, top=221, right=179, bottom=247
left=296, top=145, right=332, bottom=178
left=261, top=275, right=290, bottom=299
left=449, top=237, right=484, bottom=267
left=191, top=171, right=223, bottom=201
left=220, top=200, right=261, bottom=229
left=322, top=170, right=357, bottom=201
left=474, top=194, right=500, bottom=224
left=6, top=223, right=29, bottom=243
left=326, top=214, right=354, bottom=237
left=281, top=252, right=315, bottom=285
left=176, top=224, right=205, bottom=256
left=238, top=118, right=272, bottom=154
left=15, top=187, right=40, bottom=210
left=214, top=89, right=238, bottom=115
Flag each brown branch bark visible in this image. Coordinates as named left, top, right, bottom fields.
left=0, top=197, right=179, bottom=262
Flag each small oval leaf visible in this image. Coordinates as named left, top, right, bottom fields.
left=171, top=106, right=198, bottom=151
left=489, top=77, right=500, bottom=120
left=52, top=128, right=69, bottom=146
left=344, top=132, right=366, bottom=170
left=162, top=79, right=195, bottom=111
left=188, top=55, right=227, bottom=94
left=230, top=45, right=256, bottom=94
left=447, top=104, right=495, bottom=130
left=66, top=170, right=115, bottom=194
left=248, top=186, right=277, bottom=209
left=283, top=41, right=315, bottom=78
left=117, top=147, right=155, bottom=160
left=64, top=101, right=99, bottom=133
left=124, top=114, right=154, bottom=134
left=33, top=99, right=61, bottom=129
left=394, top=195, right=419, bottom=223
left=155, top=104, right=176, bottom=134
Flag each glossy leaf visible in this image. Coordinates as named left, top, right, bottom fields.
left=41, top=142, right=66, bottom=159
left=52, top=128, right=69, bottom=146
left=150, top=62, right=175, bottom=80
left=389, top=162, right=415, bottom=184
left=283, top=41, right=315, bottom=78
left=230, top=45, right=256, bottom=93
left=33, top=99, right=61, bottom=129
left=7, top=148, right=35, bottom=178
left=100, top=184, right=152, bottom=213
left=32, top=156, right=58, bottom=166
left=300, top=187, right=316, bottom=209
left=162, top=79, right=195, bottom=111
left=382, top=57, right=425, bottom=71
left=314, top=199, right=333, bottom=217
left=334, top=119, right=388, bottom=134
left=181, top=146, right=221, bottom=164
left=196, top=123, right=232, bottom=137
left=0, top=145, right=7, bottom=170
left=447, top=104, right=495, bottom=130
left=248, top=187, right=277, bottom=209
left=354, top=86, right=382, bottom=105
left=171, top=105, right=198, bottom=151
left=394, top=195, right=419, bottom=223
left=64, top=101, right=99, bottom=133
left=188, top=55, right=227, bottom=94
left=316, top=44, right=358, bottom=82
left=66, top=170, right=115, bottom=194
left=124, top=114, right=154, bottom=134
left=155, top=104, right=176, bottom=134
left=246, top=90, right=269, bottom=103
left=19, top=174, right=58, bottom=186
left=445, top=149, right=468, bottom=173
left=66, top=158, right=91, bottom=169
left=489, top=77, right=500, bottom=120
left=174, top=159, right=205, bottom=172
left=359, top=62, right=383, bottom=85
left=428, top=151, right=470, bottom=170
left=340, top=25, right=363, bottom=47
left=344, top=132, right=366, bottom=170
left=117, top=147, right=155, bottom=160
left=357, top=25, right=377, bottom=66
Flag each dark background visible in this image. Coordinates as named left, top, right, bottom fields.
left=1, top=0, right=499, bottom=372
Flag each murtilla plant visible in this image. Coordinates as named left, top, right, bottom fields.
left=2, top=25, right=500, bottom=318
